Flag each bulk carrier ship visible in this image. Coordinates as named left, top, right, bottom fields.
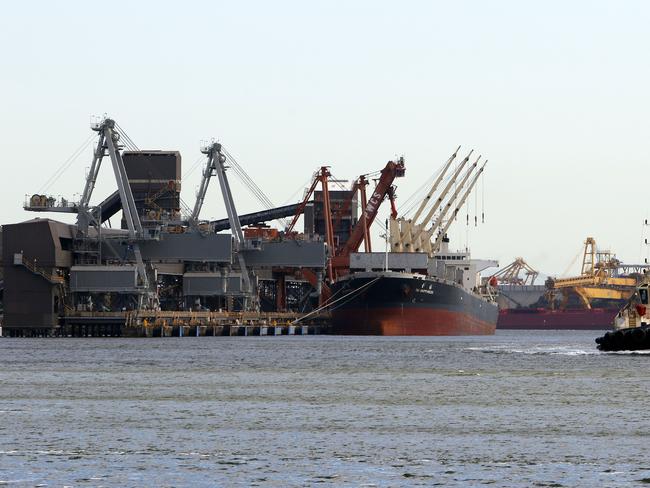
left=329, top=147, right=499, bottom=335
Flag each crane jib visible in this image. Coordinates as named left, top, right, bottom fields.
left=340, top=159, right=404, bottom=257
left=364, top=188, right=384, bottom=222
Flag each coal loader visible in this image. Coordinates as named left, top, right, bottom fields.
left=3, top=117, right=334, bottom=337
left=328, top=148, right=499, bottom=335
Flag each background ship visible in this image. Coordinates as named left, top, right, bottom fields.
left=497, top=307, right=622, bottom=330
left=495, top=239, right=647, bottom=330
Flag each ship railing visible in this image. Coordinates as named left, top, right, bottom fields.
left=13, top=253, right=65, bottom=284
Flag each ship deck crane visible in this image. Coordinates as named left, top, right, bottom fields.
left=409, top=147, right=460, bottom=227
left=287, top=158, right=405, bottom=282
left=420, top=157, right=483, bottom=254
left=429, top=161, right=487, bottom=254
left=389, top=148, right=483, bottom=256
left=403, top=150, right=473, bottom=252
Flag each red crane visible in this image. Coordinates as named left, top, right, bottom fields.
left=330, top=157, right=405, bottom=276
left=358, top=175, right=371, bottom=252
left=285, top=166, right=336, bottom=281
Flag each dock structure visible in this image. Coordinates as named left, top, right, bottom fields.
left=2, top=311, right=330, bottom=338
left=1, top=116, right=383, bottom=338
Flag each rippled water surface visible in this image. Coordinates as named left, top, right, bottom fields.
left=1, top=331, right=650, bottom=487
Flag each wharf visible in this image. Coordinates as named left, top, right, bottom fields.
left=3, top=311, right=331, bottom=338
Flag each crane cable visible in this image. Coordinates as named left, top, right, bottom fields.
left=560, top=246, right=583, bottom=278
left=399, top=161, right=454, bottom=219
left=114, top=124, right=135, bottom=151
left=38, top=133, right=96, bottom=194
left=222, top=147, right=273, bottom=208
left=39, top=121, right=139, bottom=199
left=481, top=170, right=485, bottom=224
left=178, top=196, right=195, bottom=219
left=221, top=146, right=290, bottom=228
left=399, top=171, right=439, bottom=217
left=115, top=122, right=140, bottom=151
left=474, top=176, right=478, bottom=227
left=183, top=154, right=208, bottom=180
left=223, top=151, right=272, bottom=207
left=281, top=176, right=312, bottom=206
left=184, top=145, right=291, bottom=228
left=328, top=172, right=351, bottom=193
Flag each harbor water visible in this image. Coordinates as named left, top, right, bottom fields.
left=1, top=331, right=649, bottom=487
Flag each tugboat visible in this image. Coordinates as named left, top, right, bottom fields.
left=595, top=280, right=650, bottom=351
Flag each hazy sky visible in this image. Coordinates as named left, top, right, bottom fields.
left=1, top=0, right=649, bottom=277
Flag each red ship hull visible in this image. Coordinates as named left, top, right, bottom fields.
left=497, top=307, right=619, bottom=330
left=332, top=307, right=496, bottom=335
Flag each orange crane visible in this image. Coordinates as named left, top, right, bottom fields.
left=285, top=166, right=336, bottom=280
left=285, top=166, right=335, bottom=248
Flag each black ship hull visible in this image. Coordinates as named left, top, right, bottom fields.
left=330, top=272, right=498, bottom=335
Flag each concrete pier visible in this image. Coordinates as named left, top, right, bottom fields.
left=1, top=310, right=331, bottom=337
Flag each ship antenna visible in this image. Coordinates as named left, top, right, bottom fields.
left=481, top=170, right=485, bottom=224
left=385, top=218, right=389, bottom=272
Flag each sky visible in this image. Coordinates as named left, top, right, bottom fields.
left=1, top=0, right=649, bottom=277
